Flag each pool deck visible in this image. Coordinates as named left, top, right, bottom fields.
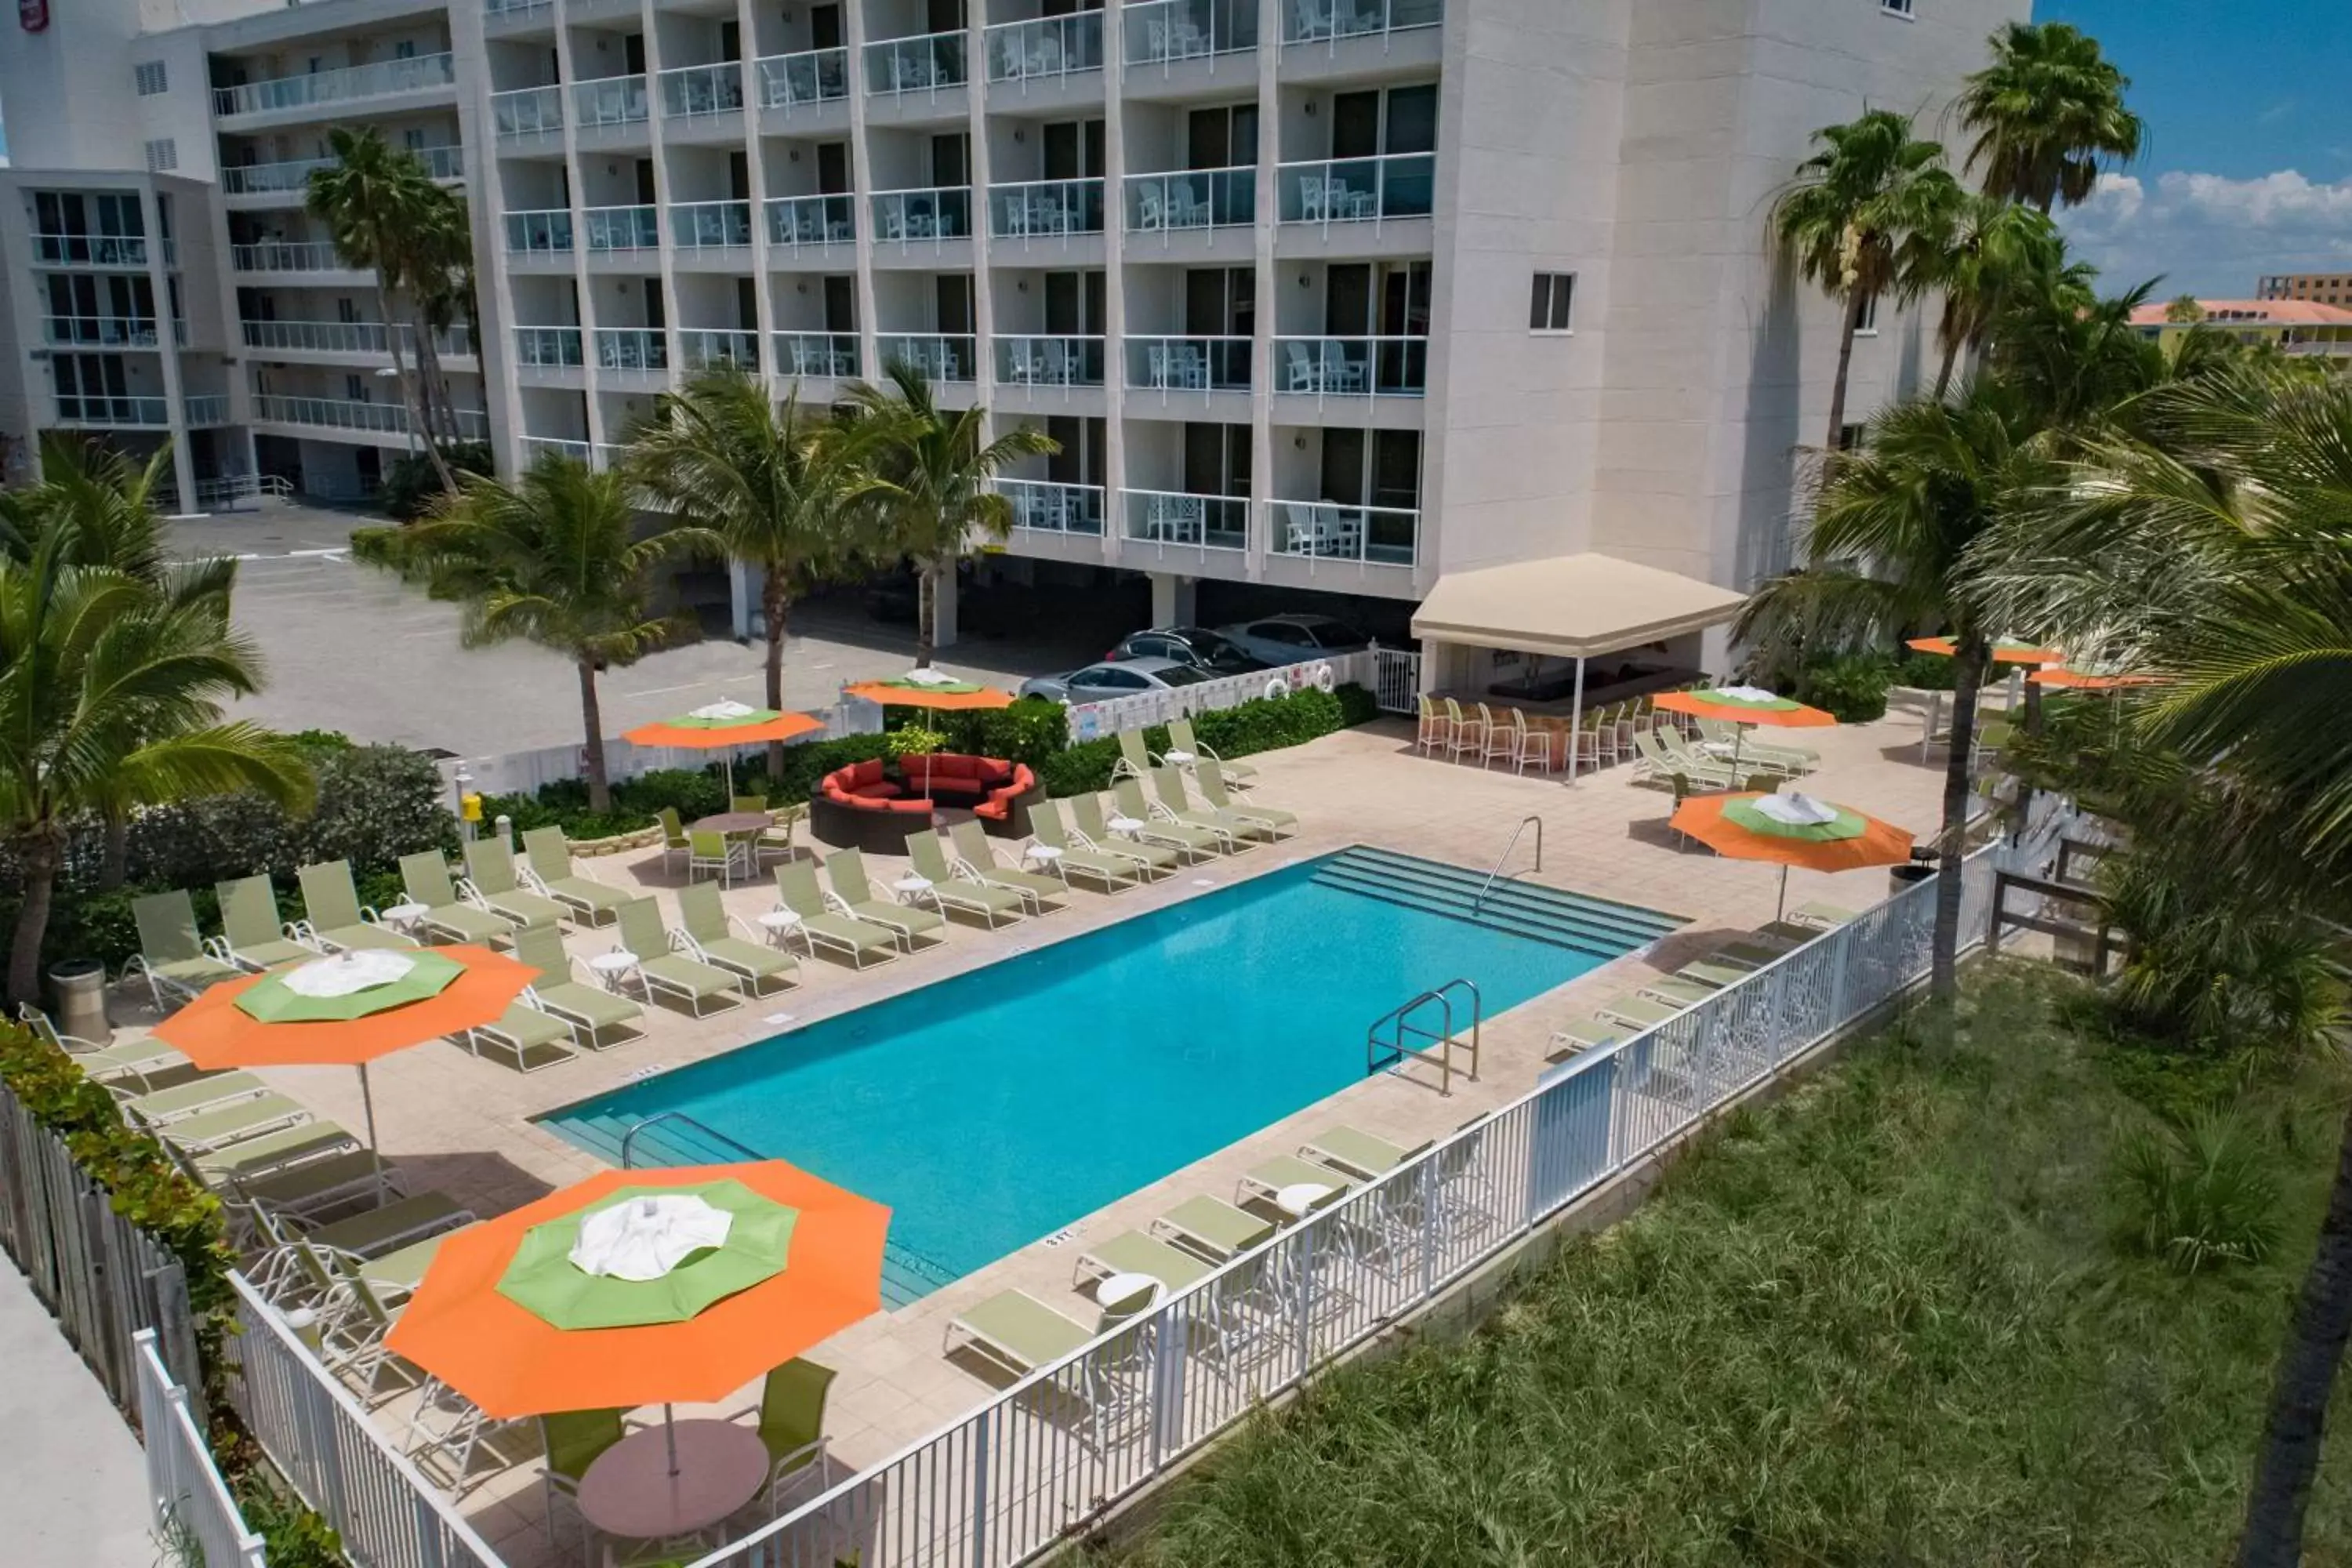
left=147, top=699, right=1959, bottom=1563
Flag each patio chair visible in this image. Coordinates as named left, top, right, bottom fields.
left=676, top=881, right=799, bottom=995
left=1073, top=1229, right=1217, bottom=1294
left=731, top=793, right=769, bottom=814
left=613, top=898, right=743, bottom=1017
left=1545, top=1014, right=1625, bottom=1061
left=464, top=999, right=580, bottom=1072
left=213, top=875, right=317, bottom=969
left=1593, top=992, right=1684, bottom=1032
left=731, top=1358, right=837, bottom=1513
left=1195, top=760, right=1296, bottom=837
left=294, top=860, right=419, bottom=953
left=230, top=1153, right=405, bottom=1249
left=1442, top=698, right=1486, bottom=763
left=771, top=862, right=903, bottom=967
left=946, top=819, right=1066, bottom=913
left=688, top=829, right=742, bottom=887
left=122, top=1070, right=273, bottom=1125
left=1298, top=1125, right=1432, bottom=1183
left=16, top=1001, right=191, bottom=1087
left=461, top=838, right=572, bottom=929
left=1236, top=1154, right=1355, bottom=1220
left=541, top=1407, right=630, bottom=1554
left=123, top=890, right=242, bottom=1009
left=509, top=923, right=648, bottom=1048
left=1057, top=793, right=1171, bottom=878
left=906, top=831, right=1026, bottom=928
left=307, top=1254, right=423, bottom=1408
left=1027, top=800, right=1144, bottom=891
left=1149, top=765, right=1266, bottom=848
left=655, top=807, right=693, bottom=875
left=1788, top=901, right=1860, bottom=930
left=754, top=806, right=797, bottom=867
left=1283, top=341, right=1327, bottom=394
left=151, top=1094, right=315, bottom=1157
left=1415, top=693, right=1451, bottom=756
left=398, top=851, right=516, bottom=946
left=1166, top=718, right=1254, bottom=789
left=521, top=827, right=633, bottom=926
left=1635, top=727, right=1735, bottom=789
left=292, top=1190, right=474, bottom=1262
left=1111, top=728, right=1156, bottom=782
left=822, top=848, right=948, bottom=949
left=1110, top=775, right=1225, bottom=860
left=184, top=1123, right=362, bottom=1189
left=1151, top=1195, right=1277, bottom=1263
left=943, top=1278, right=1157, bottom=1381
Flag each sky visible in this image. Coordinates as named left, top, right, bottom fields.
left=2038, top=0, right=2352, bottom=298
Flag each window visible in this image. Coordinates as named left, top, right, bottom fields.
left=1880, top=0, right=1915, bottom=15
left=345, top=374, right=368, bottom=401
left=1838, top=423, right=1866, bottom=452
left=1854, top=292, right=1879, bottom=335
left=143, top=140, right=178, bottom=173
left=134, top=60, right=168, bottom=96
left=394, top=39, right=418, bottom=59
left=1530, top=272, right=1574, bottom=333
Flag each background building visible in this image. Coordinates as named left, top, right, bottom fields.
left=2258, top=272, right=2352, bottom=307
left=2135, top=296, right=2352, bottom=362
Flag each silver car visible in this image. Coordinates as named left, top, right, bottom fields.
left=1019, top=656, right=1214, bottom=705
left=1214, top=613, right=1372, bottom=666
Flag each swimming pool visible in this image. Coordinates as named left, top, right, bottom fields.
left=541, top=849, right=1672, bottom=1299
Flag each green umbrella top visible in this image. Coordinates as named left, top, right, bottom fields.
left=497, top=1180, right=799, bottom=1330
left=1693, top=684, right=1805, bottom=712
left=1722, top=792, right=1866, bottom=843
left=866, top=673, right=989, bottom=696
left=234, top=949, right=464, bottom=1024
left=665, top=699, right=793, bottom=730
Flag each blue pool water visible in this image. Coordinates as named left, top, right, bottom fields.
left=542, top=853, right=1642, bottom=1295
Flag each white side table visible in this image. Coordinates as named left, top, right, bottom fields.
left=1023, top=844, right=1064, bottom=866
left=587, top=950, right=639, bottom=993
left=1094, top=1269, right=1162, bottom=1308
left=892, top=874, right=934, bottom=906
left=1106, top=815, right=1145, bottom=840
left=1275, top=1181, right=1334, bottom=1221
left=757, top=909, right=804, bottom=949
left=378, top=902, right=430, bottom=937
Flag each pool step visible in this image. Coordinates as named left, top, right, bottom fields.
left=1315, top=845, right=1681, bottom=959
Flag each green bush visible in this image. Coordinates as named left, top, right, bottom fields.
left=2118, top=1111, right=2284, bottom=1273
left=377, top=440, right=493, bottom=523
left=1793, top=652, right=1896, bottom=723
left=1894, top=649, right=1959, bottom=690
left=1039, top=738, right=1123, bottom=797
left=938, top=698, right=1069, bottom=768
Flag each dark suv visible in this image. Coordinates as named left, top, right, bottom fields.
left=1104, top=626, right=1268, bottom=675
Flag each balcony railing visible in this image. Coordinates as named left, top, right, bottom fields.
left=985, top=12, right=1105, bottom=81
left=184, top=396, right=231, bottom=426
left=872, top=187, right=973, bottom=245
left=1282, top=0, right=1443, bottom=44
left=583, top=205, right=660, bottom=252
left=594, top=327, right=669, bottom=372
left=56, top=394, right=170, bottom=427
left=671, top=199, right=753, bottom=249
left=34, top=234, right=151, bottom=267
left=1001, top=477, right=1106, bottom=535
left=213, top=51, right=454, bottom=117
left=1124, top=167, right=1256, bottom=233
left=661, top=61, right=746, bottom=118
left=775, top=332, right=860, bottom=379
left=492, top=85, right=564, bottom=138
left=680, top=328, right=760, bottom=372
left=1277, top=151, right=1435, bottom=223
left=877, top=333, right=976, bottom=383
left=514, top=325, right=585, bottom=368
left=221, top=158, right=335, bottom=195
left=1123, top=488, right=1248, bottom=551
left=418, top=145, right=466, bottom=181
left=996, top=335, right=1106, bottom=388
left=521, top=436, right=593, bottom=466
left=231, top=240, right=349, bottom=272
left=766, top=194, right=855, bottom=251
left=1266, top=498, right=1417, bottom=565
left=1125, top=0, right=1258, bottom=64
left=240, top=318, right=469, bottom=357
left=989, top=178, right=1105, bottom=239
left=1271, top=336, right=1428, bottom=397
left=757, top=47, right=851, bottom=111
left=504, top=209, right=575, bottom=255
left=572, top=74, right=650, bottom=129
left=255, top=394, right=488, bottom=440
left=1125, top=335, right=1253, bottom=393
left=45, top=316, right=161, bottom=348
left=865, top=31, right=967, bottom=95
left=485, top=0, right=553, bottom=17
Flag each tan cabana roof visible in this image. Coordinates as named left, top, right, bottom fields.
left=1411, top=553, right=1748, bottom=660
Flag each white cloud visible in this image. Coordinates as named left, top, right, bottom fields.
left=2059, top=169, right=2352, bottom=297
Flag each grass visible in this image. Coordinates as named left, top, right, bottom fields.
left=1102, top=964, right=2352, bottom=1566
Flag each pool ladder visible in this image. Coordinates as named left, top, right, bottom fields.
left=617, top=1111, right=763, bottom=1168
left=1472, top=815, right=1543, bottom=913
left=1367, top=978, right=1481, bottom=1097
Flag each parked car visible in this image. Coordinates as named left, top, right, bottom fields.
left=1103, top=626, right=1269, bottom=676
left=1214, top=613, right=1372, bottom=666
left=1019, top=657, right=1215, bottom=705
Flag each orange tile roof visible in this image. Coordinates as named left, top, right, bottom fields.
left=2132, top=299, right=2352, bottom=327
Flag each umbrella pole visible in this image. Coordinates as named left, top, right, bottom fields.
left=664, top=1403, right=680, bottom=1478
left=358, top=1061, right=386, bottom=1200
left=1776, top=863, right=1789, bottom=923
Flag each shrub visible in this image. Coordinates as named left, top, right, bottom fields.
left=938, top=698, right=1069, bottom=768
left=1793, top=652, right=1896, bottom=723
left=1894, top=649, right=1958, bottom=690
left=2118, top=1111, right=2283, bottom=1273
left=377, top=440, right=493, bottom=523
left=1040, top=738, right=1122, bottom=798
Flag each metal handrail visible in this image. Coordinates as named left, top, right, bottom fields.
left=1472, top=815, right=1542, bottom=911
left=618, top=1110, right=761, bottom=1167
left=1367, top=976, right=1481, bottom=1095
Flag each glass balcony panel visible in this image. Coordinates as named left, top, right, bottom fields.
left=864, top=31, right=968, bottom=94
left=989, top=178, right=1105, bottom=238
left=1271, top=336, right=1427, bottom=396
left=594, top=328, right=670, bottom=372
left=1122, top=490, right=1248, bottom=551
left=659, top=62, right=746, bottom=118
left=670, top=200, right=753, bottom=249
left=1123, top=336, right=1253, bottom=393
left=876, top=333, right=976, bottom=383
left=1282, top=0, right=1443, bottom=42
left=995, top=336, right=1106, bottom=388
left=1123, top=167, right=1254, bottom=232
left=1123, top=0, right=1258, bottom=63
left=774, top=332, right=861, bottom=378
left=1278, top=152, right=1436, bottom=223
left=870, top=187, right=973, bottom=243
left=757, top=47, right=851, bottom=108
left=680, top=328, right=761, bottom=371
left=1267, top=499, right=1418, bottom=565
left=1000, top=478, right=1106, bottom=535
left=213, top=52, right=455, bottom=117
left=583, top=205, right=661, bottom=251
left=572, top=74, right=650, bottom=128
left=514, top=326, right=586, bottom=368
left=503, top=209, right=576, bottom=254
left=765, top=194, right=856, bottom=249
left=985, top=12, right=1104, bottom=80
left=492, top=85, right=564, bottom=138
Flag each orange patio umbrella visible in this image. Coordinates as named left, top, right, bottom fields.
left=1671, top=791, right=1915, bottom=919
left=623, top=701, right=826, bottom=797
left=842, top=672, right=1015, bottom=712
left=1653, top=685, right=1835, bottom=773
left=1904, top=635, right=2060, bottom=665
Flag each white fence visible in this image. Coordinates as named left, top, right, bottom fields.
left=434, top=705, right=884, bottom=803
left=689, top=843, right=2007, bottom=1568
left=137, top=1330, right=267, bottom=1568
left=1066, top=648, right=1378, bottom=741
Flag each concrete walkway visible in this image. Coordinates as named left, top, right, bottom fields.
left=0, top=1261, right=160, bottom=1568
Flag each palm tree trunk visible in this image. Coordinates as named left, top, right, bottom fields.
left=762, top=571, right=791, bottom=777
left=98, top=813, right=129, bottom=892
left=1824, top=288, right=1870, bottom=459
left=1933, top=336, right=1962, bottom=400
left=379, top=282, right=454, bottom=493
left=2238, top=1099, right=2352, bottom=1568
left=8, top=832, right=61, bottom=1007
left=577, top=656, right=612, bottom=813
left=1930, top=641, right=1984, bottom=999
left=416, top=327, right=459, bottom=449
left=914, top=562, right=936, bottom=670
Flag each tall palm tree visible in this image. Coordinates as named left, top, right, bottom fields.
left=395, top=456, right=714, bottom=810
left=630, top=372, right=874, bottom=771
left=1736, top=382, right=2050, bottom=996
left=1925, top=197, right=2076, bottom=396
left=1770, top=110, right=1965, bottom=455
left=1986, top=278, right=2166, bottom=434
left=401, top=180, right=477, bottom=450
left=843, top=362, right=1057, bottom=668
left=1955, top=20, right=2144, bottom=212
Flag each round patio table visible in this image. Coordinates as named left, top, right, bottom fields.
left=577, top=1418, right=769, bottom=1551
left=690, top=811, right=775, bottom=836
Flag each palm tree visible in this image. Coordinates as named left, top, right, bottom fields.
left=0, top=521, right=312, bottom=1003
left=630, top=372, right=874, bottom=770
left=1736, top=382, right=2050, bottom=996
left=394, top=456, right=714, bottom=810
left=2163, top=294, right=2207, bottom=325
left=401, top=180, right=477, bottom=450
left=1770, top=110, right=1965, bottom=455
left=843, top=362, right=1057, bottom=668
left=1985, top=278, right=2167, bottom=434
left=1955, top=20, right=2144, bottom=212
left=1926, top=197, right=2075, bottom=396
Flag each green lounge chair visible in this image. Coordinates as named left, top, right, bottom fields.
left=1027, top=801, right=1142, bottom=891
left=822, top=849, right=947, bottom=949
left=153, top=1094, right=313, bottom=1156
left=232, top=1149, right=401, bottom=1220
left=462, top=839, right=572, bottom=929
left=1065, top=794, right=1178, bottom=877
left=1633, top=727, right=1734, bottom=789
left=1195, top=760, right=1296, bottom=837
left=214, top=876, right=318, bottom=969
left=1237, top=1154, right=1354, bottom=1218
left=16, top=1003, right=190, bottom=1087
left=302, top=1191, right=474, bottom=1260
left=509, top=924, right=645, bottom=1047
left=1151, top=1195, right=1276, bottom=1263
left=1635, top=974, right=1717, bottom=1007
left=730, top=1358, right=836, bottom=1508
left=295, top=860, right=419, bottom=953
left=614, top=898, right=742, bottom=1017
left=350, top=1223, right=474, bottom=1303
left=1594, top=993, right=1682, bottom=1031
left=187, top=1123, right=361, bottom=1186
left=677, top=882, right=798, bottom=995
left=1715, top=938, right=1793, bottom=968
left=946, top=820, right=1066, bottom=913
left=1167, top=717, right=1255, bottom=789
left=1299, top=1126, right=1432, bottom=1182
left=125, top=1070, right=273, bottom=1124
left=655, top=806, right=692, bottom=877
left=772, top=864, right=901, bottom=967
left=1110, top=776, right=1223, bottom=860
left=124, top=890, right=242, bottom=1008
left=521, top=827, right=632, bottom=927
left=1074, top=1230, right=1215, bottom=1294
left=1676, top=955, right=1756, bottom=989
left=1789, top=901, right=1860, bottom=930
left=1546, top=1015, right=1625, bottom=1060
left=1112, top=728, right=1158, bottom=782
left=943, top=1279, right=1157, bottom=1380
left=906, top=832, right=1025, bottom=928
left=1149, top=764, right=1265, bottom=847
left=466, top=1002, right=579, bottom=1072
left=398, top=851, right=516, bottom=946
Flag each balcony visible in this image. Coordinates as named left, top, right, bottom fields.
left=241, top=319, right=473, bottom=358
left=184, top=397, right=231, bottom=426
left=757, top=48, right=851, bottom=111
left=594, top=328, right=669, bottom=372
left=504, top=209, right=575, bottom=255
left=55, top=394, right=171, bottom=428
left=231, top=240, right=354, bottom=274
left=1265, top=498, right=1417, bottom=566
left=1001, top=477, right=1105, bottom=535
left=877, top=333, right=976, bottom=383
left=670, top=200, right=753, bottom=250
left=1125, top=0, right=1256, bottom=65
left=1270, top=336, right=1427, bottom=397
left=514, top=325, right=585, bottom=368
left=485, top=0, right=552, bottom=17
left=33, top=234, right=158, bottom=268
left=775, top=332, right=860, bottom=379
left=680, top=328, right=760, bottom=372
left=254, top=392, right=488, bottom=440
left=871, top=187, right=972, bottom=245
left=865, top=31, right=967, bottom=96
left=1122, top=488, right=1247, bottom=552
left=766, top=194, right=855, bottom=252
left=1281, top=0, right=1443, bottom=44
left=44, top=315, right=163, bottom=349
left=1123, top=168, right=1255, bottom=233
left=1277, top=152, right=1435, bottom=224
left=985, top=13, right=1104, bottom=83
left=989, top=178, right=1105, bottom=239
left=1125, top=336, right=1252, bottom=394
left=492, top=85, right=564, bottom=139
left=520, top=436, right=611, bottom=467
left=221, top=159, right=334, bottom=196
left=583, top=205, right=660, bottom=252
left=660, top=62, right=746, bottom=120
left=212, top=52, right=455, bottom=118
left=996, top=335, right=1106, bottom=388
left=572, top=74, right=650, bottom=129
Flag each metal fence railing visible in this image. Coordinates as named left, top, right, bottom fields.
left=136, top=1331, right=266, bottom=1568
left=686, top=845, right=2005, bottom=1568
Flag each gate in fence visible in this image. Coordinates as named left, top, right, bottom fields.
left=1370, top=646, right=1421, bottom=714
left=137, top=1330, right=267, bottom=1568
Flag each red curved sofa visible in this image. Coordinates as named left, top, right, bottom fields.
left=809, top=754, right=1041, bottom=850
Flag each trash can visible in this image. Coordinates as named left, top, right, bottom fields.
left=48, top=959, right=111, bottom=1047
left=1890, top=862, right=1936, bottom=895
